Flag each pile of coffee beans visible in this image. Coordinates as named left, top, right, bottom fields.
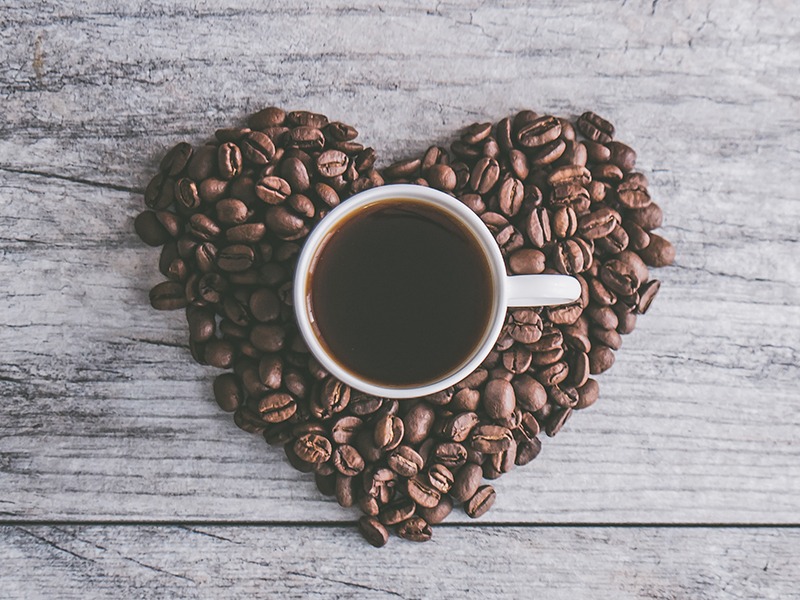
left=135, top=107, right=674, bottom=547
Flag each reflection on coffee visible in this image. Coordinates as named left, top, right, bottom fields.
left=308, top=200, right=493, bottom=387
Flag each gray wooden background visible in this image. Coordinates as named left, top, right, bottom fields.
left=1, top=0, right=799, bottom=597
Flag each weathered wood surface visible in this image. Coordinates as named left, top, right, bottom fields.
left=1, top=1, right=799, bottom=594
left=2, top=525, right=798, bottom=599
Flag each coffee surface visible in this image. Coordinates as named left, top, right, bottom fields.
left=309, top=200, right=493, bottom=387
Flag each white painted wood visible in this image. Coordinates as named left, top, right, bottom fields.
left=1, top=525, right=798, bottom=599
left=1, top=0, right=799, bottom=528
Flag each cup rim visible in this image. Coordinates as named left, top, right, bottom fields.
left=293, top=184, right=508, bottom=399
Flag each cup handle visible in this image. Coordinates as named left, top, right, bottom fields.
left=505, top=274, right=582, bottom=307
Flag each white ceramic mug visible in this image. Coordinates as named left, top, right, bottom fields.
left=294, top=184, right=581, bottom=399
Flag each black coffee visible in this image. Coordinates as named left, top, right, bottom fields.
left=308, top=200, right=493, bottom=387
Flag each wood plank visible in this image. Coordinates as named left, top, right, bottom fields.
left=1, top=525, right=797, bottom=599
left=1, top=0, right=799, bottom=523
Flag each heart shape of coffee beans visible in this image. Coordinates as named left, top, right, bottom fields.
left=135, top=107, right=675, bottom=547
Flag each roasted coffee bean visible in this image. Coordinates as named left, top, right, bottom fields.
left=616, top=172, right=651, bottom=209
left=577, top=111, right=614, bottom=143
left=417, top=495, right=453, bottom=525
left=358, top=516, right=389, bottom=547
left=605, top=141, right=637, bottom=172
left=465, top=485, right=496, bottom=518
left=470, top=157, right=500, bottom=194
left=294, top=433, right=332, bottom=463
left=595, top=225, right=630, bottom=255
left=174, top=177, right=202, bottom=211
left=432, top=442, right=468, bottom=469
left=517, top=115, right=561, bottom=148
left=240, top=131, right=276, bottom=165
left=470, top=425, right=513, bottom=454
left=217, top=143, right=243, bottom=180
left=316, top=149, right=349, bottom=178
left=204, top=339, right=235, bottom=368
left=524, top=207, right=552, bottom=248
left=387, top=445, right=424, bottom=478
left=332, top=444, right=365, bottom=476
left=502, top=345, right=532, bottom=374
left=373, top=415, right=405, bottom=451
left=498, top=177, right=525, bottom=217
left=578, top=206, right=620, bottom=240
left=451, top=462, right=482, bottom=502
left=441, top=411, right=479, bottom=442
left=160, top=142, right=193, bottom=177
left=335, top=474, right=357, bottom=508
left=508, top=248, right=546, bottom=275
left=512, top=374, right=548, bottom=412
left=535, top=360, right=569, bottom=387
left=588, top=344, right=615, bottom=374
left=288, top=126, right=325, bottom=151
left=257, top=392, right=297, bottom=423
left=508, top=309, right=543, bottom=344
left=150, top=281, right=187, bottom=310
left=330, top=416, right=361, bottom=445
left=426, top=164, right=457, bottom=191
left=483, top=379, right=516, bottom=420
left=515, top=437, right=542, bottom=466
left=639, top=233, right=675, bottom=267
left=403, top=402, right=435, bottom=445
left=552, top=206, right=578, bottom=239
left=213, top=373, right=242, bottom=412
left=397, top=516, right=432, bottom=542
left=546, top=407, right=573, bottom=437
left=637, top=279, right=661, bottom=314
left=406, top=474, right=441, bottom=509
left=249, top=323, right=286, bottom=353
left=217, top=244, right=255, bottom=272
left=184, top=144, right=215, bottom=181
left=379, top=498, right=416, bottom=527
left=135, top=211, right=170, bottom=246
left=144, top=172, right=175, bottom=210
left=427, top=463, right=454, bottom=494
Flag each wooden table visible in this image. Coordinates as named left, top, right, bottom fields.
left=2, top=0, right=798, bottom=597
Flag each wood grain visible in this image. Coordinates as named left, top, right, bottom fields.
left=1, top=525, right=798, bottom=599
left=1, top=0, right=799, bottom=528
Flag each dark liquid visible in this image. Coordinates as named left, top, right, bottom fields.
left=308, top=200, right=493, bottom=387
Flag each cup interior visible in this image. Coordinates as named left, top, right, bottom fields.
left=293, top=184, right=508, bottom=399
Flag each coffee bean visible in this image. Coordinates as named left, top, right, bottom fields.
left=588, top=344, right=615, bottom=374
left=616, top=172, right=651, bottom=209
left=397, top=516, right=432, bottom=542
left=217, top=143, right=243, bottom=180
left=257, top=392, right=297, bottom=423
left=357, top=515, right=389, bottom=547
left=332, top=444, right=364, bottom=477
left=379, top=498, right=416, bottom=527
left=432, top=442, right=468, bottom=469
left=639, top=233, right=675, bottom=267
left=334, top=474, right=357, bottom=508
left=515, top=437, right=542, bottom=466
left=535, top=360, right=569, bottom=387
left=545, top=407, right=573, bottom=437
left=524, top=207, right=552, bottom=248
left=287, top=126, right=325, bottom=151
left=149, top=281, right=187, bottom=310
left=516, top=115, right=561, bottom=148
left=637, top=279, right=661, bottom=314
left=465, top=484, right=496, bottom=518
left=626, top=202, right=663, bottom=231
left=374, top=415, right=405, bottom=451
left=160, top=142, right=193, bottom=177
left=406, top=474, right=441, bottom=509
left=578, top=206, right=621, bottom=240
left=470, top=157, right=500, bottom=194
left=470, top=425, right=513, bottom=454
left=508, top=309, right=543, bottom=344
left=319, top=377, right=350, bottom=414
left=135, top=211, right=170, bottom=246
left=217, top=244, right=255, bottom=272
left=417, top=495, right=453, bottom=525
left=483, top=379, right=516, bottom=421
left=144, top=172, right=175, bottom=210
left=507, top=249, right=545, bottom=276
left=294, top=433, right=332, bottom=464
left=512, top=374, right=548, bottom=412
left=498, top=177, right=524, bottom=217
left=204, top=339, right=235, bottom=368
left=577, top=111, right=615, bottom=143
left=387, top=445, right=424, bottom=478
left=240, top=131, right=276, bottom=165
left=213, top=373, right=241, bottom=412
left=449, top=462, right=481, bottom=502
left=441, top=411, right=479, bottom=442
left=402, top=402, right=435, bottom=445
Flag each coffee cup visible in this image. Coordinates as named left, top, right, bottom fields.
left=294, top=184, right=580, bottom=399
